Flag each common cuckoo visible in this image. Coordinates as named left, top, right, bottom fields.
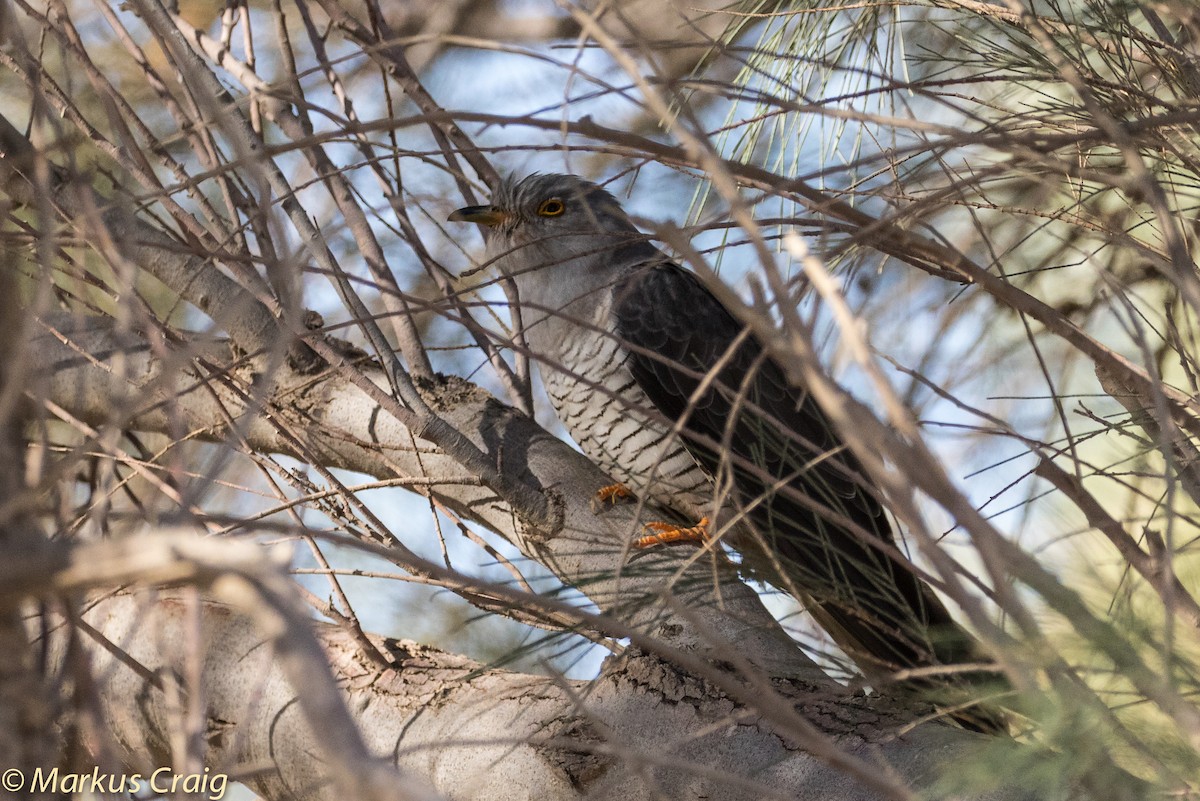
left=451, top=173, right=1004, bottom=730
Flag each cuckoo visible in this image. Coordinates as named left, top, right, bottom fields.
left=450, top=173, right=1005, bottom=731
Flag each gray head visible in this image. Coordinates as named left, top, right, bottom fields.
left=449, top=173, right=659, bottom=287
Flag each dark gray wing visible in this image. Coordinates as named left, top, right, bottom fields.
left=612, top=261, right=981, bottom=678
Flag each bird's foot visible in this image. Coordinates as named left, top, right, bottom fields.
left=590, top=483, right=635, bottom=514
left=634, top=517, right=710, bottom=548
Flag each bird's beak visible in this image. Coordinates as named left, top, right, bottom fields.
left=448, top=205, right=509, bottom=227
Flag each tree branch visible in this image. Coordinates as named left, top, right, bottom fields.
left=58, top=587, right=1039, bottom=801
left=28, top=312, right=807, bottom=674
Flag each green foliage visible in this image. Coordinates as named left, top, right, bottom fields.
left=708, top=0, right=1200, bottom=795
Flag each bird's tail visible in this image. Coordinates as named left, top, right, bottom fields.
left=742, top=490, right=1012, bottom=734
left=728, top=427, right=1011, bottom=734
left=804, top=581, right=1011, bottom=734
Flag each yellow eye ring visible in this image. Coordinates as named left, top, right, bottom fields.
left=537, top=198, right=565, bottom=217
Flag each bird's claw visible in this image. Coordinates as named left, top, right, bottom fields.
left=634, top=517, right=711, bottom=548
left=590, top=483, right=635, bottom=514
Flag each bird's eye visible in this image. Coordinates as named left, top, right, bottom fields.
left=537, top=198, right=565, bottom=217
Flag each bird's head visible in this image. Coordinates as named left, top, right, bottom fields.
left=449, top=173, right=657, bottom=285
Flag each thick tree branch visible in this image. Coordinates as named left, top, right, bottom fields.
left=59, top=589, right=1041, bottom=801
left=28, top=312, right=808, bottom=675
left=38, top=535, right=437, bottom=801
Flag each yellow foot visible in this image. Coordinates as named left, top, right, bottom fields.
left=634, top=517, right=710, bottom=548
left=591, top=483, right=635, bottom=514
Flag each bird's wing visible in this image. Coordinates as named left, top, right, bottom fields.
left=612, top=261, right=977, bottom=675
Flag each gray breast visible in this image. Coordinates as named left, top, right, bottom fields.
left=537, top=294, right=713, bottom=520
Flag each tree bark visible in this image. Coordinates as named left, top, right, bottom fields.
left=65, top=592, right=1035, bottom=801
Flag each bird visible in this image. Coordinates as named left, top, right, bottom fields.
left=450, top=172, right=1006, bottom=731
